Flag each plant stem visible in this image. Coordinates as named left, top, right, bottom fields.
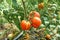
left=13, top=31, right=24, bottom=40
left=22, top=0, right=27, bottom=20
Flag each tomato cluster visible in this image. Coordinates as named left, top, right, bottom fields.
left=20, top=11, right=42, bottom=30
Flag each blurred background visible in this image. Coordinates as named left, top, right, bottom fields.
left=0, top=0, right=60, bottom=40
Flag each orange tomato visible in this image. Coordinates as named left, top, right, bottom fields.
left=38, top=2, right=44, bottom=9
left=31, top=17, right=42, bottom=28
left=20, top=20, right=31, bottom=30
left=45, top=34, right=51, bottom=39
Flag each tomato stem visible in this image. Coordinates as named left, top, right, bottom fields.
left=22, top=0, right=27, bottom=20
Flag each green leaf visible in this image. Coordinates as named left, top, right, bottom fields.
left=44, top=0, right=48, bottom=4
left=12, top=0, right=18, bottom=10
left=38, top=0, right=43, bottom=3
left=0, top=0, right=3, bottom=3
left=19, top=13, right=24, bottom=21
left=6, top=0, right=12, bottom=5
left=3, top=10, right=8, bottom=15
left=13, top=15, right=21, bottom=30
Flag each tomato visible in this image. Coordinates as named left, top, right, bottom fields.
left=29, top=11, right=40, bottom=18
left=45, top=34, right=51, bottom=39
left=8, top=33, right=14, bottom=38
left=31, top=17, right=42, bottom=28
left=29, top=11, right=40, bottom=22
left=38, top=2, right=44, bottom=9
left=20, top=20, right=31, bottom=30
left=33, top=11, right=40, bottom=18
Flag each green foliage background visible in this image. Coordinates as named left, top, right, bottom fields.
left=0, top=0, right=60, bottom=40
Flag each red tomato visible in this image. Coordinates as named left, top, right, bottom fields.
left=29, top=11, right=40, bottom=22
left=20, top=20, right=31, bottom=30
left=31, top=17, right=42, bottom=28
left=29, top=11, right=40, bottom=18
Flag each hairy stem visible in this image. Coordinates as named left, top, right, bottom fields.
left=22, top=0, right=27, bottom=20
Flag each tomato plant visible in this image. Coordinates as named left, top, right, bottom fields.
left=0, top=0, right=60, bottom=40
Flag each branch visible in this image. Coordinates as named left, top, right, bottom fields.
left=22, top=0, right=27, bottom=19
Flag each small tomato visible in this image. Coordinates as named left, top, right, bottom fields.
left=45, top=34, right=51, bottom=40
left=31, top=17, right=42, bottom=28
left=38, top=2, right=44, bottom=9
left=20, top=20, right=31, bottom=30
left=8, top=33, right=14, bottom=38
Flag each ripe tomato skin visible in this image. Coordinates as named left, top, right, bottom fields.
left=20, top=20, right=31, bottom=30
left=31, top=17, right=42, bottom=28
left=33, top=11, right=40, bottom=18
left=29, top=11, right=40, bottom=22
left=38, top=3, right=44, bottom=9
left=30, top=11, right=40, bottom=18
left=26, top=21, right=31, bottom=30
